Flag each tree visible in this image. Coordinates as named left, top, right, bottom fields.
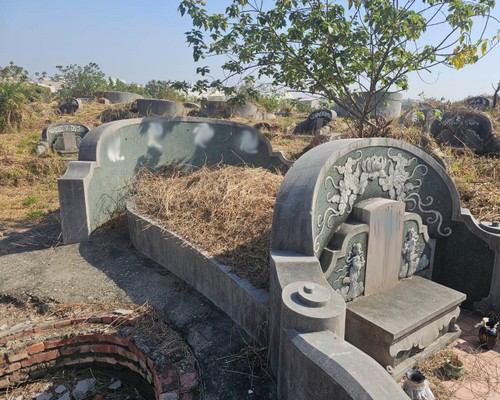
left=144, top=80, right=186, bottom=101
left=178, top=0, right=499, bottom=134
left=54, top=62, right=108, bottom=98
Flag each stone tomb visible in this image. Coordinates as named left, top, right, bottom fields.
left=38, top=122, right=90, bottom=155
left=321, top=197, right=464, bottom=374
left=429, top=109, right=500, bottom=155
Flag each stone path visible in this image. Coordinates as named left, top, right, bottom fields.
left=0, top=217, right=276, bottom=400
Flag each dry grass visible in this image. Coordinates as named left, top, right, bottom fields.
left=0, top=100, right=108, bottom=228
left=133, top=166, right=283, bottom=289
left=416, top=344, right=500, bottom=400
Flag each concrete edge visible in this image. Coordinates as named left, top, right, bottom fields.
left=126, top=200, right=270, bottom=344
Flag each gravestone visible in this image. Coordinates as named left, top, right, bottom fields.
left=37, top=123, right=89, bottom=155
left=269, top=138, right=500, bottom=391
left=134, top=99, right=184, bottom=117
left=58, top=98, right=82, bottom=115
left=429, top=109, right=499, bottom=155
left=293, top=109, right=337, bottom=134
left=466, top=96, right=491, bottom=110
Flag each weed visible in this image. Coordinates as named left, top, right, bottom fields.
left=26, top=210, right=44, bottom=219
left=22, top=196, right=38, bottom=206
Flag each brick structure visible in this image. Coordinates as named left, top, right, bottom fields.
left=0, top=313, right=200, bottom=399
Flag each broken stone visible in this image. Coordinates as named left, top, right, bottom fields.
left=54, top=384, right=67, bottom=394
left=56, top=393, right=71, bottom=400
left=72, top=378, right=96, bottom=400
left=466, top=96, right=491, bottom=109
left=34, top=391, right=52, bottom=400
left=107, top=379, right=122, bottom=391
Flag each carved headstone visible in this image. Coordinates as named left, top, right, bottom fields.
left=38, top=123, right=89, bottom=155
left=293, top=109, right=337, bottom=134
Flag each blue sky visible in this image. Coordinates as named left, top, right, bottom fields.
left=1, top=0, right=499, bottom=100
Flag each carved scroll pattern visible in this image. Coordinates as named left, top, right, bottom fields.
left=314, top=149, right=452, bottom=253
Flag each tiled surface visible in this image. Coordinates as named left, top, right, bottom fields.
left=437, top=311, right=500, bottom=400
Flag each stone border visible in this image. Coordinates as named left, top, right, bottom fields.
left=127, top=200, right=270, bottom=345
left=0, top=314, right=200, bottom=400
left=59, top=116, right=292, bottom=244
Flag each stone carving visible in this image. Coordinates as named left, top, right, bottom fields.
left=38, top=122, right=89, bottom=155
left=335, top=243, right=366, bottom=301
left=400, top=228, right=429, bottom=278
left=315, top=149, right=451, bottom=252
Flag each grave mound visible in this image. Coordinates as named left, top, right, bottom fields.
left=133, top=165, right=283, bottom=289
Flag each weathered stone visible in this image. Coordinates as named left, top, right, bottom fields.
left=466, top=96, right=491, bottom=110
left=429, top=109, right=498, bottom=154
left=34, top=392, right=53, bottom=400
left=58, top=117, right=291, bottom=243
left=39, top=122, right=89, bottom=154
left=107, top=379, right=122, bottom=391
left=233, top=103, right=264, bottom=120
left=58, top=98, right=81, bottom=115
left=134, top=99, right=184, bottom=117
left=54, top=384, right=67, bottom=394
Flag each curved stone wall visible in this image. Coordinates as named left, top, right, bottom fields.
left=58, top=117, right=291, bottom=243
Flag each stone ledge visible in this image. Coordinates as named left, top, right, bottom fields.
left=127, top=200, right=270, bottom=345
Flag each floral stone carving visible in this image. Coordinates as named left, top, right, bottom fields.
left=314, top=149, right=451, bottom=253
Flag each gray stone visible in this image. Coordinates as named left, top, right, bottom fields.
left=345, top=276, right=464, bottom=375
left=58, top=117, right=291, bottom=243
left=54, top=384, right=67, bottom=394
left=280, top=330, right=407, bottom=399
left=34, top=392, right=52, bottom=400
left=107, top=379, right=122, bottom=391
left=128, top=203, right=269, bottom=344
left=429, top=109, right=499, bottom=155
left=98, top=91, right=143, bottom=104
left=56, top=393, right=71, bottom=400
left=72, top=378, right=96, bottom=400
left=233, top=103, right=264, bottom=120
left=134, top=99, right=184, bottom=117
left=40, top=122, right=89, bottom=155
left=466, top=96, right=491, bottom=109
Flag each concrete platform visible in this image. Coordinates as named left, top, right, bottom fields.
left=346, top=276, right=466, bottom=377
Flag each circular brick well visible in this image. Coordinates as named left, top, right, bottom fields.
left=0, top=301, right=200, bottom=400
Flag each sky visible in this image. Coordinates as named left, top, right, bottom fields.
left=1, top=0, right=499, bottom=101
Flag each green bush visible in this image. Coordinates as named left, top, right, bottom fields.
left=54, top=62, right=108, bottom=98
left=0, top=62, right=40, bottom=133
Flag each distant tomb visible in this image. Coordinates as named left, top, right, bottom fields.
left=466, top=96, right=491, bottom=110
left=429, top=109, right=499, bottom=155
left=58, top=98, right=81, bottom=115
left=134, top=99, right=184, bottom=117
left=37, top=122, right=89, bottom=155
